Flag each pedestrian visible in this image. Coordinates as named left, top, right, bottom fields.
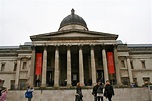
left=25, top=86, right=34, bottom=101
left=35, top=79, right=41, bottom=87
left=92, top=83, right=98, bottom=101
left=75, top=82, right=83, bottom=101
left=96, top=81, right=104, bottom=101
left=104, top=80, right=114, bottom=101
left=92, top=81, right=104, bottom=101
left=0, top=88, right=7, bottom=101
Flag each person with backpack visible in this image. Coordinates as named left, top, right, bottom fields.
left=25, top=86, right=34, bottom=101
left=92, top=81, right=104, bottom=101
left=96, top=81, right=104, bottom=101
left=104, top=80, right=114, bottom=101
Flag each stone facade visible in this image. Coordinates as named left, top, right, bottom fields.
left=0, top=9, right=152, bottom=89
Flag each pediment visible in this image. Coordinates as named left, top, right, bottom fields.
left=48, top=32, right=107, bottom=37
left=30, top=29, right=118, bottom=41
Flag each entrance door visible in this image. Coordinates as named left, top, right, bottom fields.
left=47, top=71, right=53, bottom=86
left=97, top=70, right=104, bottom=83
left=72, top=73, right=78, bottom=86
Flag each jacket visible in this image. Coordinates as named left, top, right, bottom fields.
left=76, top=87, right=83, bottom=97
left=97, top=85, right=103, bottom=93
left=26, top=88, right=34, bottom=98
left=104, top=84, right=114, bottom=96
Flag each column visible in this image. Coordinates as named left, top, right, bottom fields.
left=114, top=46, right=122, bottom=85
left=79, top=46, right=84, bottom=85
left=67, top=46, right=71, bottom=87
left=15, top=58, right=21, bottom=89
left=90, top=46, right=96, bottom=85
left=126, top=56, right=133, bottom=84
left=29, top=46, right=35, bottom=86
left=102, top=47, right=109, bottom=83
left=41, top=46, right=47, bottom=87
left=88, top=57, right=91, bottom=80
left=54, top=46, right=59, bottom=87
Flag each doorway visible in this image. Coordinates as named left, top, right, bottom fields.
left=46, top=71, right=54, bottom=86
left=72, top=73, right=79, bottom=86
left=97, top=70, right=104, bottom=83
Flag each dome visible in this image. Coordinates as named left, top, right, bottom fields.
left=59, top=9, right=88, bottom=30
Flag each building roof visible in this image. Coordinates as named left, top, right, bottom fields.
left=127, top=44, right=152, bottom=48
left=0, top=46, right=19, bottom=49
left=59, top=9, right=88, bottom=30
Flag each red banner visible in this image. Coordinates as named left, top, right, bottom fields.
left=107, top=52, right=115, bottom=74
left=35, top=53, right=42, bottom=75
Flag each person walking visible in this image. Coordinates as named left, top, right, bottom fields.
left=96, top=81, right=104, bottom=101
left=92, top=83, right=98, bottom=101
left=0, top=88, right=7, bottom=101
left=35, top=79, right=41, bottom=87
left=92, top=81, right=104, bottom=101
left=104, top=80, right=114, bottom=101
left=75, top=82, right=83, bottom=101
left=25, top=86, right=34, bottom=101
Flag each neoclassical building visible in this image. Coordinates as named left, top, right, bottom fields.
left=0, top=9, right=152, bottom=89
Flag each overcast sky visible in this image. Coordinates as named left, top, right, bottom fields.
left=0, top=0, right=152, bottom=46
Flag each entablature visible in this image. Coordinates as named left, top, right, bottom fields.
left=32, top=40, right=118, bottom=46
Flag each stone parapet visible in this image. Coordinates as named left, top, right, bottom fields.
left=6, top=88, right=152, bottom=101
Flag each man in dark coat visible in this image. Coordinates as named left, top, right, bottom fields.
left=104, top=80, right=114, bottom=101
left=92, top=83, right=99, bottom=101
left=92, top=81, right=103, bottom=101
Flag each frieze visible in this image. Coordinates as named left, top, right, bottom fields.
left=32, top=40, right=117, bottom=46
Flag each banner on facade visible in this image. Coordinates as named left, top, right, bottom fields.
left=35, top=53, right=42, bottom=75
left=107, top=52, right=115, bottom=74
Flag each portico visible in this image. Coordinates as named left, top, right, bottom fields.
left=29, top=9, right=121, bottom=87
left=29, top=43, right=120, bottom=87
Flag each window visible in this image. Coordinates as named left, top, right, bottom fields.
left=142, top=77, right=152, bottom=87
left=141, top=60, right=146, bottom=69
left=143, top=77, right=150, bottom=83
left=133, top=78, right=137, bottom=83
left=19, top=79, right=27, bottom=89
left=0, top=80, right=5, bottom=87
left=22, top=62, right=27, bottom=69
left=1, top=63, right=5, bottom=71
left=14, top=63, right=17, bottom=71
left=130, top=60, right=134, bottom=69
left=10, top=80, right=15, bottom=90
left=120, top=60, right=125, bottom=67
left=121, top=77, right=130, bottom=85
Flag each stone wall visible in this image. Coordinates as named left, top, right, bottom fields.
left=6, top=88, right=152, bottom=101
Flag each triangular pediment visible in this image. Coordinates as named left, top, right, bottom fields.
left=50, top=32, right=100, bottom=37
left=30, top=29, right=118, bottom=41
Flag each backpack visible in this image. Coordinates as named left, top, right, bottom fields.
left=97, top=85, right=103, bottom=93
left=25, top=91, right=30, bottom=98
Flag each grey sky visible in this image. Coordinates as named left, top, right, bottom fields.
left=0, top=0, right=152, bottom=46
